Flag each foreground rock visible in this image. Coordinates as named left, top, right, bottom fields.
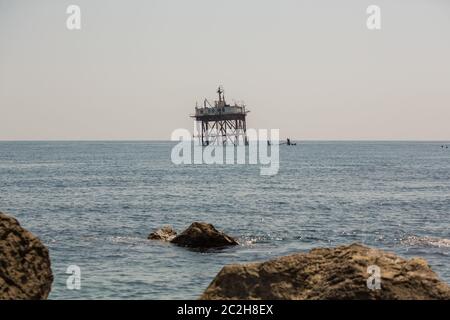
left=201, top=243, right=450, bottom=300
left=170, top=222, right=238, bottom=249
left=148, top=226, right=177, bottom=241
left=0, top=212, right=53, bottom=299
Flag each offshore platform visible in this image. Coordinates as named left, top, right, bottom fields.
left=192, top=86, right=249, bottom=146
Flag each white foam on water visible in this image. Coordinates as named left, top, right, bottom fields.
left=401, top=236, right=450, bottom=248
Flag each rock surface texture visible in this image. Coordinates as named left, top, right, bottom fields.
left=170, top=222, right=239, bottom=249
left=148, top=226, right=178, bottom=241
left=0, top=212, right=53, bottom=299
left=201, top=243, right=450, bottom=300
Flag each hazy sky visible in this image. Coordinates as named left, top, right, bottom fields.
left=1, top=0, right=449, bottom=140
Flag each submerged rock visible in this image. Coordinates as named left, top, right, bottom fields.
left=201, top=243, right=450, bottom=300
left=0, top=212, right=53, bottom=300
left=148, top=226, right=177, bottom=241
left=171, top=222, right=238, bottom=249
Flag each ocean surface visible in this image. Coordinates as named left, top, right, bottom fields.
left=0, top=141, right=449, bottom=299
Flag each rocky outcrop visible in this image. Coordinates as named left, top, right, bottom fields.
left=149, top=222, right=238, bottom=249
left=0, top=212, right=53, bottom=299
left=148, top=226, right=177, bottom=241
left=201, top=243, right=450, bottom=300
left=171, top=222, right=238, bottom=249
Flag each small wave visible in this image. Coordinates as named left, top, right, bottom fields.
left=107, top=236, right=147, bottom=245
left=400, top=236, right=450, bottom=248
left=239, top=234, right=284, bottom=246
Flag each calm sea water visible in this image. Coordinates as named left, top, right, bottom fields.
left=0, top=141, right=449, bottom=299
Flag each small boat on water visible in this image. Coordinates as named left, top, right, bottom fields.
left=279, top=138, right=297, bottom=146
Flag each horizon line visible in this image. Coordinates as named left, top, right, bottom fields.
left=1, top=139, right=450, bottom=142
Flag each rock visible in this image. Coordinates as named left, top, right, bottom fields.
left=0, top=212, right=53, bottom=299
left=200, top=243, right=450, bottom=300
left=148, top=226, right=177, bottom=241
left=171, top=222, right=238, bottom=249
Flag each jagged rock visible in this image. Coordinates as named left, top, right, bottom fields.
left=148, top=226, right=177, bottom=241
left=201, top=243, right=450, bottom=300
left=171, top=222, right=238, bottom=249
left=0, top=212, right=53, bottom=300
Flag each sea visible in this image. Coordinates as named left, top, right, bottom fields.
left=0, top=141, right=449, bottom=299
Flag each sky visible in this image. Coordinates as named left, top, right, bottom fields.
left=1, top=0, right=449, bottom=140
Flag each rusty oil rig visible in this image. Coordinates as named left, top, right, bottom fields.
left=192, top=86, right=249, bottom=146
